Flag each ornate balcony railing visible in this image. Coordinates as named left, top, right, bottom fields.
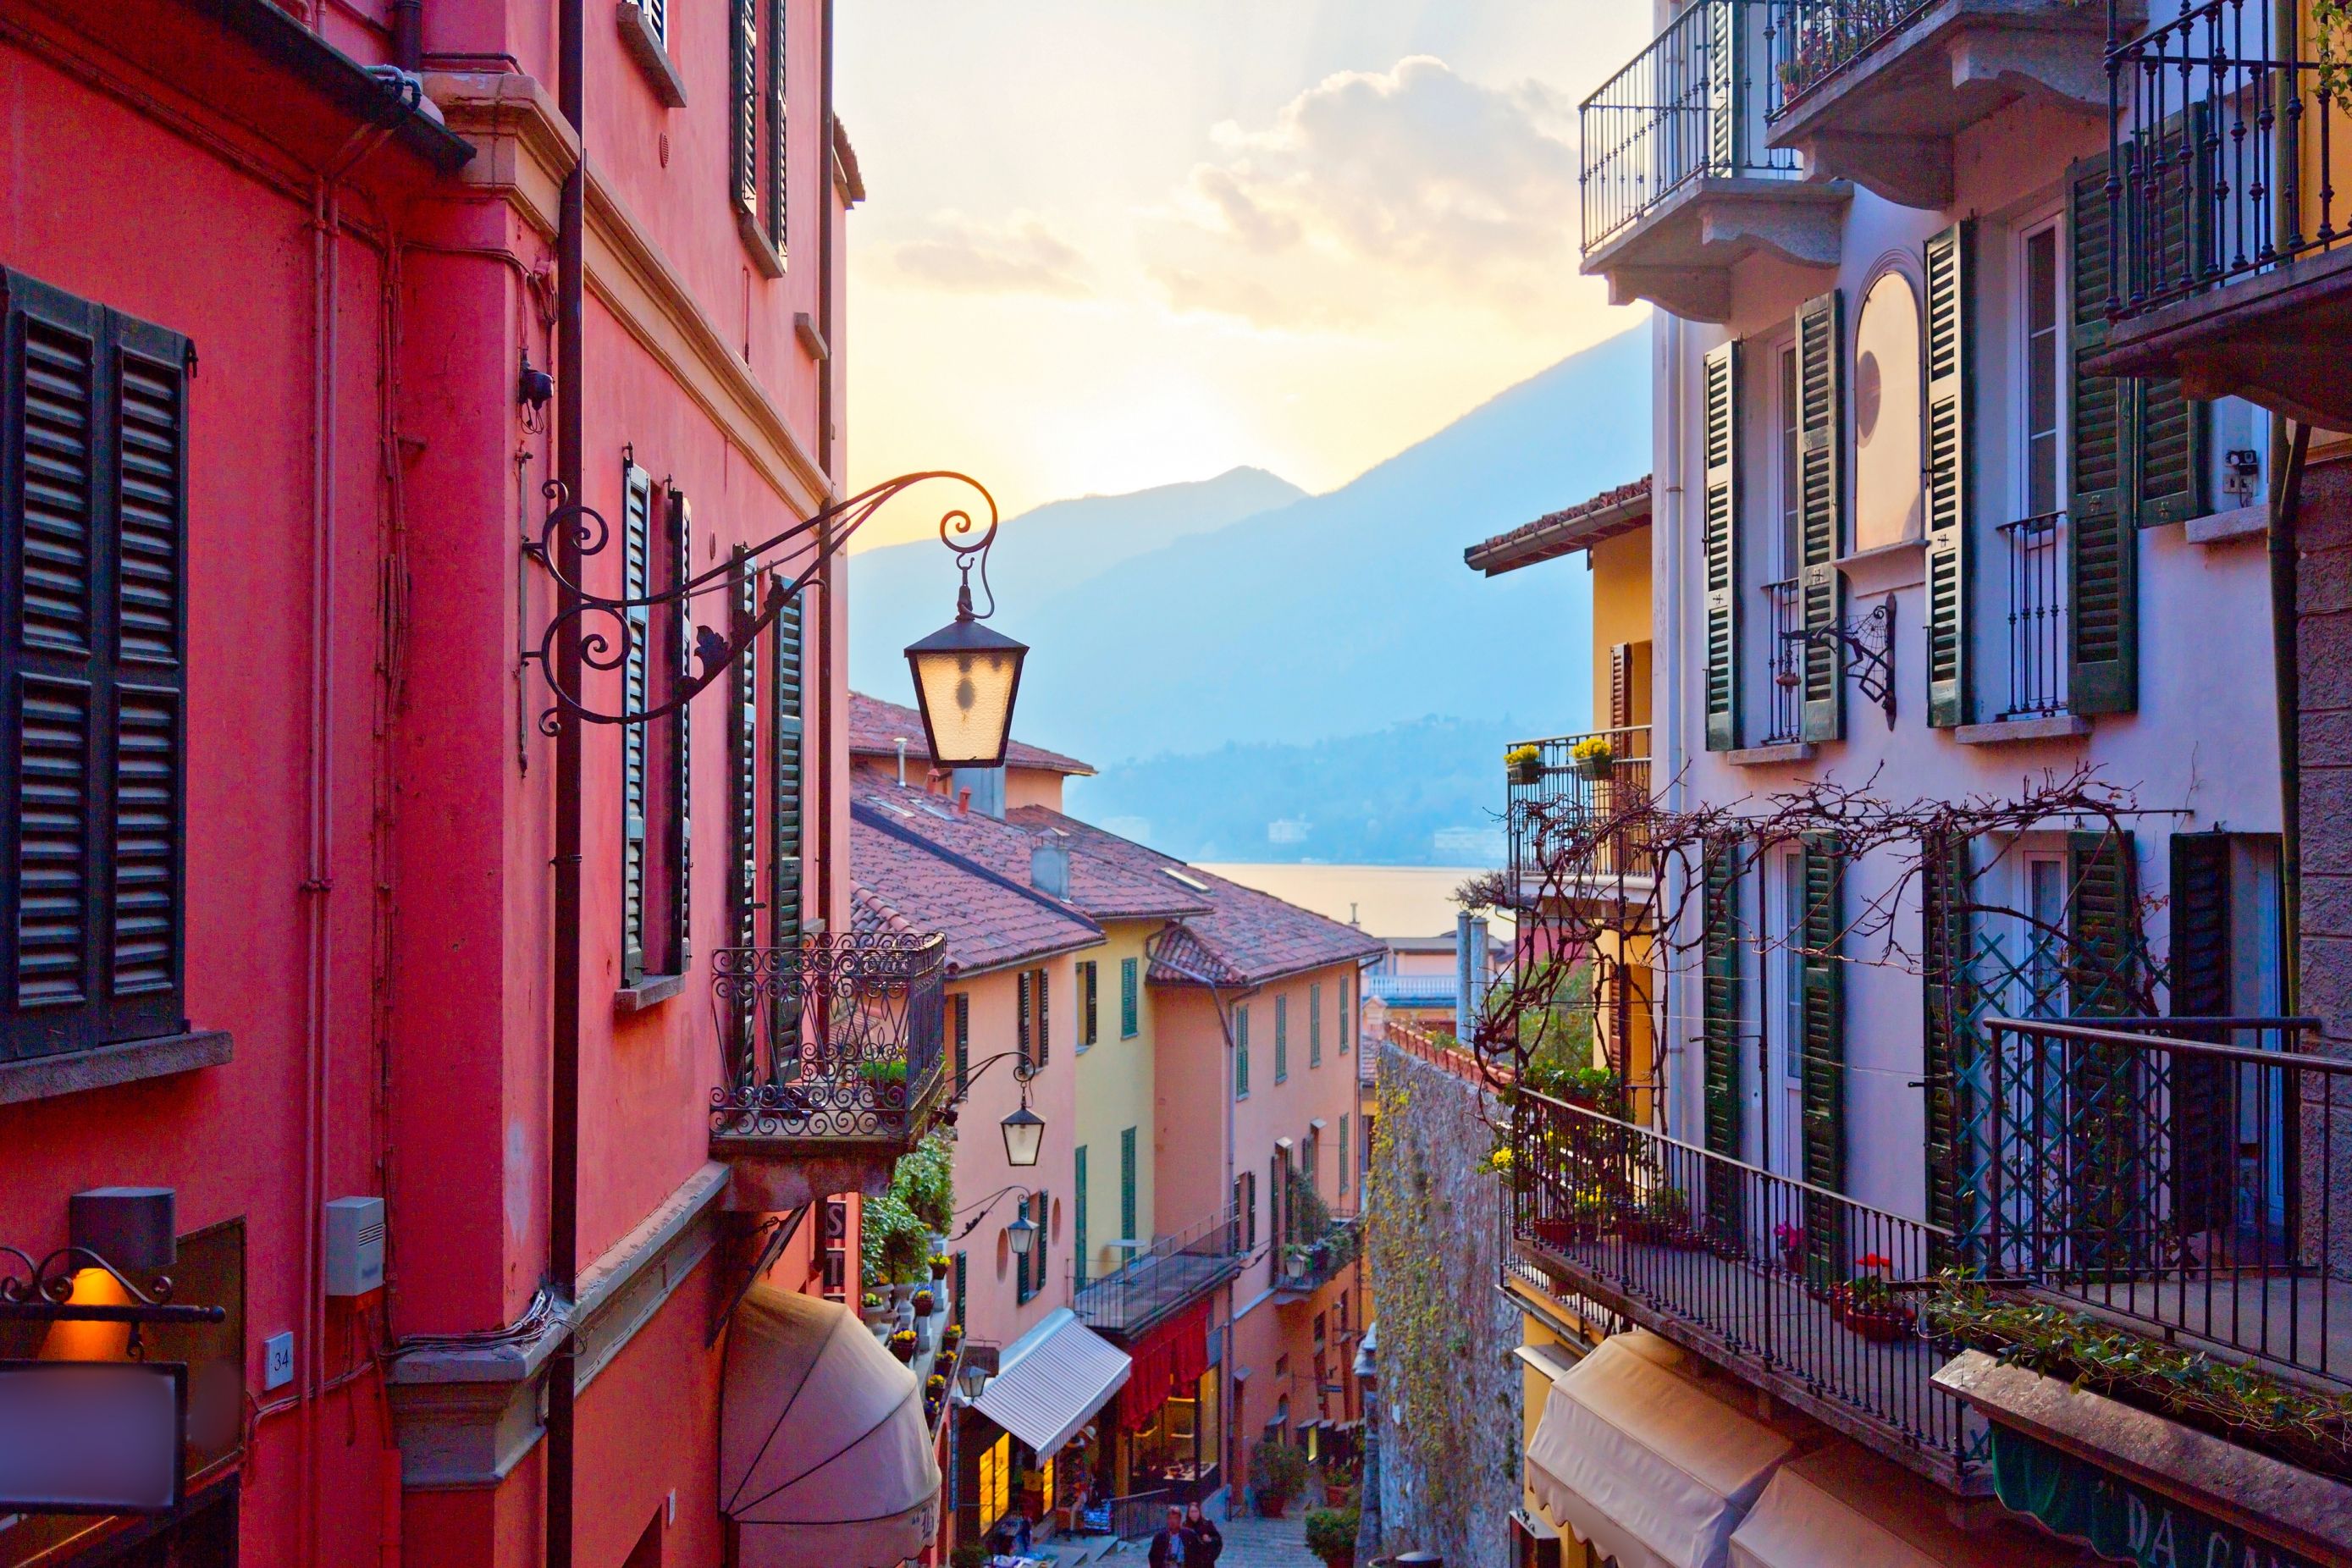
left=709, top=933, right=949, bottom=1146
left=1996, top=511, right=2068, bottom=718
left=1580, top=0, right=1802, bottom=255
left=1277, top=1206, right=1361, bottom=1299
left=1070, top=1203, right=1245, bottom=1339
left=1506, top=725, right=1654, bottom=887
left=1761, top=577, right=1805, bottom=743
left=1764, top=0, right=1925, bottom=113
left=2106, top=0, right=2349, bottom=317
left=1510, top=1090, right=1979, bottom=1482
left=1969, top=1016, right=2349, bottom=1386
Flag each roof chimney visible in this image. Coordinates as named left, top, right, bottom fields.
left=955, top=787, right=971, bottom=816
left=1030, top=832, right=1071, bottom=899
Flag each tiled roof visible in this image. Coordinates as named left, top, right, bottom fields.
left=1465, top=475, right=1651, bottom=577
left=851, top=786, right=1103, bottom=977
left=849, top=691, right=1096, bottom=777
left=1006, top=808, right=1387, bottom=989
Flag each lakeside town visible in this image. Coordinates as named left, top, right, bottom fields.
left=4, top=2, right=2352, bottom=1567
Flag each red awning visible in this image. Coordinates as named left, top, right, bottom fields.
left=1120, top=1301, right=1212, bottom=1433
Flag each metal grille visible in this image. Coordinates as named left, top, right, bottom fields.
left=1997, top=511, right=2068, bottom=717
left=1761, top=577, right=1803, bottom=743
left=1505, top=725, right=1654, bottom=886
left=709, top=932, right=949, bottom=1143
left=1763, top=0, right=1926, bottom=113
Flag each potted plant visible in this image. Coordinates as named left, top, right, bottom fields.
left=1831, top=1255, right=1917, bottom=1342
left=941, top=1322, right=963, bottom=1352
left=930, top=1251, right=952, bottom=1281
left=1773, top=1222, right=1808, bottom=1277
left=1505, top=743, right=1544, bottom=787
left=1252, top=1438, right=1308, bottom=1519
left=912, top=1289, right=936, bottom=1319
left=888, top=1328, right=919, bottom=1363
left=1570, top=735, right=1614, bottom=781
left=860, top=1291, right=894, bottom=1332
left=1305, top=1505, right=1361, bottom=1568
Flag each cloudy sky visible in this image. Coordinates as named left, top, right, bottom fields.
left=836, top=2, right=1652, bottom=544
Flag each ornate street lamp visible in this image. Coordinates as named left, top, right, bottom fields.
left=904, top=608, right=1027, bottom=769
left=1005, top=1207, right=1037, bottom=1259
left=999, top=1101, right=1046, bottom=1168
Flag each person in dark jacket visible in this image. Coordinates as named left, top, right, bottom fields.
left=1147, top=1506, right=1187, bottom=1568
left=1184, top=1501, right=1223, bottom=1568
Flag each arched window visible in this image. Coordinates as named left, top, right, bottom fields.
left=1853, top=269, right=1923, bottom=552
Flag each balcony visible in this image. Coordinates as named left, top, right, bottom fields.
left=1506, top=726, right=1655, bottom=906
left=2089, top=0, right=2352, bottom=426
left=708, top=933, right=950, bottom=1210
left=1510, top=1090, right=1984, bottom=1490
left=1276, top=1196, right=1361, bottom=1300
left=1966, top=1016, right=2352, bottom=1389
left=1579, top=0, right=1847, bottom=321
left=1071, top=1205, right=1246, bottom=1341
left=1762, top=0, right=2122, bottom=209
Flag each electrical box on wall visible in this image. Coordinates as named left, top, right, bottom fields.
left=323, top=1197, right=385, bottom=1297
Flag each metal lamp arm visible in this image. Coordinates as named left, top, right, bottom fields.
left=949, top=1049, right=1038, bottom=1102
left=950, top=1185, right=1035, bottom=1242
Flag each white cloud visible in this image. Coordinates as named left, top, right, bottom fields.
left=1150, top=56, right=1584, bottom=327
left=884, top=213, right=1094, bottom=298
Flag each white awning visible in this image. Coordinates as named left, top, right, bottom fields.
left=969, top=1307, right=1130, bottom=1459
left=720, top=1285, right=941, bottom=1568
left=1730, top=1449, right=2076, bottom=1568
left=1523, top=1331, right=1792, bottom=1568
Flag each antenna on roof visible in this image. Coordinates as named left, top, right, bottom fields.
left=1350, top=902, right=1360, bottom=927
left=894, top=737, right=908, bottom=787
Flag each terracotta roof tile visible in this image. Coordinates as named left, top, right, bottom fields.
left=1465, top=474, right=1650, bottom=576
left=849, top=691, right=1095, bottom=776
left=851, top=786, right=1103, bottom=976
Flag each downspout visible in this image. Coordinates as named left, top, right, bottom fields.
left=549, top=0, right=587, bottom=1553
left=815, top=0, right=837, bottom=930
left=2271, top=418, right=2311, bottom=1013
left=392, top=0, right=422, bottom=70
left=1653, top=313, right=1687, bottom=1141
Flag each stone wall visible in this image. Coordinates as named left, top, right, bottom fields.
left=1363, top=1041, right=1521, bottom=1568
left=2298, top=453, right=2352, bottom=1058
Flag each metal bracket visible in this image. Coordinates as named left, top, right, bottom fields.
left=1778, top=594, right=1897, bottom=730
left=0, top=1245, right=225, bottom=1361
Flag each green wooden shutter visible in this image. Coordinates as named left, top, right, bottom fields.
left=765, top=0, right=788, bottom=254
left=1706, top=0, right=1742, bottom=173
left=1924, top=221, right=1974, bottom=729
left=729, top=0, right=758, bottom=217
left=1919, top=831, right=1973, bottom=1236
left=728, top=549, right=757, bottom=952
left=952, top=991, right=969, bottom=1089
left=666, top=489, right=693, bottom=972
left=1018, top=969, right=1033, bottom=1067
left=2167, top=831, right=2232, bottom=1232
left=2133, top=111, right=2210, bottom=530
left=770, top=585, right=803, bottom=948
left=1074, top=1145, right=1089, bottom=1283
left=1015, top=1190, right=1030, bottom=1302
left=1339, top=1113, right=1350, bottom=1194
left=1339, top=973, right=1350, bottom=1053
left=1083, top=960, right=1098, bottom=1046
left=620, top=460, right=653, bottom=985
left=952, top=1251, right=967, bottom=1327
left=2066, top=828, right=2145, bottom=1267
left=1311, top=981, right=1322, bottom=1065
left=1036, top=967, right=1050, bottom=1067
left=1702, top=340, right=1741, bottom=753
left=1275, top=994, right=1288, bottom=1081
left=2068, top=152, right=2137, bottom=715
left=1235, top=1003, right=1250, bottom=1096
left=1121, top=955, right=1138, bottom=1037
left=1120, top=1125, right=1138, bottom=1239
left=1798, top=834, right=1845, bottom=1275
left=1700, top=838, right=1742, bottom=1163
left=2067, top=829, right=2139, bottom=1017
left=3, top=272, right=188, bottom=1061
left=1796, top=292, right=1846, bottom=743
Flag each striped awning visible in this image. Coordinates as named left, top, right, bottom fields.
left=970, top=1308, right=1130, bottom=1459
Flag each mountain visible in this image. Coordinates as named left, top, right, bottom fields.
left=848, top=325, right=1653, bottom=864
left=847, top=466, right=1305, bottom=638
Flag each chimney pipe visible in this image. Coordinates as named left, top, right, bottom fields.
left=894, top=736, right=908, bottom=787
left=1030, top=835, right=1071, bottom=898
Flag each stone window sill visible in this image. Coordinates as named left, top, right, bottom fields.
left=0, top=1029, right=232, bottom=1106
left=2186, top=503, right=2267, bottom=545
left=616, top=3, right=688, bottom=108
left=736, top=212, right=785, bottom=280
left=1725, top=741, right=1818, bottom=766
left=1951, top=715, right=2091, bottom=745
left=615, top=973, right=687, bottom=1013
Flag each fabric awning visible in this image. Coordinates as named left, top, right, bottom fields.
left=1730, top=1449, right=2075, bottom=1568
left=720, top=1285, right=941, bottom=1568
left=970, top=1307, right=1130, bottom=1459
left=1120, top=1300, right=1212, bottom=1433
left=1523, top=1331, right=1792, bottom=1568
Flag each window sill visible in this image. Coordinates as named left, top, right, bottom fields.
left=1724, top=741, right=1817, bottom=766
left=615, top=2, right=688, bottom=108
left=736, top=211, right=786, bottom=280
left=1952, top=715, right=2091, bottom=745
left=615, top=973, right=687, bottom=1013
left=0, top=1028, right=232, bottom=1106
left=1834, top=538, right=1926, bottom=594
left=2185, top=503, right=2267, bottom=545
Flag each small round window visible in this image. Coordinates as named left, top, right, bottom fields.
left=1853, top=270, right=1923, bottom=553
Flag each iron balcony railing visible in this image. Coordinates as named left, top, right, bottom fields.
left=1996, top=511, right=2068, bottom=718
left=1506, top=725, right=1654, bottom=886
left=709, top=932, right=949, bottom=1145
left=1580, top=0, right=1803, bottom=255
left=1971, top=1016, right=2349, bottom=1386
left=1071, top=1203, right=1245, bottom=1339
left=1764, top=0, right=1926, bottom=113
left=2106, top=0, right=2349, bottom=316
left=1510, top=1090, right=1978, bottom=1478
left=1762, top=577, right=1804, bottom=743
left=1277, top=1195, right=1362, bottom=1297
left=1365, top=974, right=1460, bottom=1007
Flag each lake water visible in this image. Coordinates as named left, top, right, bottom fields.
left=1195, top=863, right=1510, bottom=942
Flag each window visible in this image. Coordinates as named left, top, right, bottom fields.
left=1234, top=1172, right=1257, bottom=1251
left=1234, top=1003, right=1251, bottom=1097
left=1275, top=995, right=1289, bottom=1082
left=1339, top=1115, right=1350, bottom=1194
left=1120, top=956, right=1139, bottom=1037
left=2023, top=223, right=2062, bottom=516
left=1015, top=1190, right=1047, bottom=1304
left=1074, top=1145, right=1089, bottom=1281
left=1119, top=1126, right=1138, bottom=1239
left=952, top=991, right=969, bottom=1088
left=1, top=271, right=190, bottom=1063
left=1778, top=345, right=1803, bottom=577
left=1079, top=959, right=1099, bottom=1048
left=1310, top=982, right=1322, bottom=1066
left=1339, top=974, right=1350, bottom=1054
left=978, top=1433, right=1012, bottom=1532
left=730, top=0, right=790, bottom=270
left=1852, top=269, right=1924, bottom=552
left=1018, top=968, right=1049, bottom=1068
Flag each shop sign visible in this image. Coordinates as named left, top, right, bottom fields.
left=1991, top=1427, right=2324, bottom=1568
left=0, top=1361, right=185, bottom=1514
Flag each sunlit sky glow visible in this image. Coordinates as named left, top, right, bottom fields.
left=837, top=2, right=1653, bottom=547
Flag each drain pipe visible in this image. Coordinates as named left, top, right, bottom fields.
left=1654, top=314, right=1687, bottom=1141
left=2271, top=418, right=2311, bottom=1013
left=814, top=0, right=838, bottom=930
left=547, top=0, right=586, bottom=1553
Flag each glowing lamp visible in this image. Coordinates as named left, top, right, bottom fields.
left=1000, top=1103, right=1046, bottom=1168
left=904, top=610, right=1027, bottom=769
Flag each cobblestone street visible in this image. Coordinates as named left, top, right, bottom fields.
left=1210, top=1510, right=1319, bottom=1568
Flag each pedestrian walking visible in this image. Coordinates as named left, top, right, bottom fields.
left=1148, top=1505, right=1188, bottom=1568
left=1183, top=1501, right=1223, bottom=1568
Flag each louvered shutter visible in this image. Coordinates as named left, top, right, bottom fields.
left=1797, top=835, right=1844, bottom=1272
left=1701, top=341, right=1741, bottom=753
left=1083, top=960, right=1099, bottom=1046
left=1120, top=1125, right=1137, bottom=1239
left=1920, top=831, right=1973, bottom=1238
left=2131, top=112, right=2211, bottom=528
left=952, top=1250, right=967, bottom=1328
left=729, top=0, right=758, bottom=217
left=1609, top=642, right=1635, bottom=731
left=1015, top=1190, right=1031, bottom=1302
left=665, top=490, right=693, bottom=973
left=1074, top=1144, right=1090, bottom=1283
left=2167, top=831, right=2232, bottom=1232
left=770, top=583, right=803, bottom=948
left=1924, top=222, right=1974, bottom=729
left=620, top=460, right=653, bottom=985
left=728, top=549, right=757, bottom=953
left=1706, top=0, right=1742, bottom=174
left=2068, top=153, right=2138, bottom=715
left=952, top=991, right=969, bottom=1090
left=1796, top=293, right=1846, bottom=743
left=1275, top=994, right=1288, bottom=1080
left=3, top=273, right=188, bottom=1060
left=1311, top=981, right=1322, bottom=1065
left=766, top=0, right=789, bottom=254
left=1700, top=838, right=1742, bottom=1230
left=2066, top=828, right=2146, bottom=1264
left=1235, top=1004, right=1249, bottom=1096
left=2067, top=829, right=2139, bottom=1017
left=1122, top=955, right=1138, bottom=1037
left=1036, top=967, right=1050, bottom=1067
left=1018, top=969, right=1033, bottom=1068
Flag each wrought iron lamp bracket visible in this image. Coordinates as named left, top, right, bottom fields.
left=1777, top=594, right=1897, bottom=729
left=0, top=1243, right=227, bottom=1353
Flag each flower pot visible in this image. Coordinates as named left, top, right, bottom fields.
left=1258, top=1495, right=1288, bottom=1520
left=889, top=1339, right=917, bottom=1364
left=1571, top=755, right=1614, bottom=781
left=1834, top=1297, right=1916, bottom=1343
left=1511, top=760, right=1544, bottom=787
left=892, top=1281, right=919, bottom=1307
left=1325, top=1484, right=1350, bottom=1506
